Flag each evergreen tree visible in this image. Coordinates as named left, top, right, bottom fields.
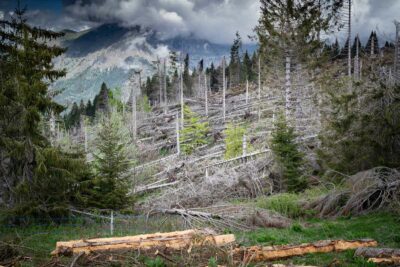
left=365, top=31, right=379, bottom=56
left=331, top=38, right=340, bottom=59
left=224, top=123, right=251, bottom=159
left=271, top=114, right=306, bottom=192
left=207, top=62, right=219, bottom=92
left=91, top=112, right=134, bottom=209
left=183, top=54, right=192, bottom=95
left=256, top=0, right=344, bottom=67
left=242, top=50, right=254, bottom=82
left=319, top=74, right=400, bottom=174
left=229, top=31, right=242, bottom=87
left=95, top=82, right=110, bottom=113
left=180, top=105, right=210, bottom=155
left=0, top=7, right=91, bottom=219
left=351, top=35, right=363, bottom=58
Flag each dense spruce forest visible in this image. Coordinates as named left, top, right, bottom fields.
left=0, top=0, right=400, bottom=266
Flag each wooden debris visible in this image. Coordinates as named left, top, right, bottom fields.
left=52, top=229, right=235, bottom=256
left=234, top=239, right=378, bottom=263
left=355, top=247, right=400, bottom=265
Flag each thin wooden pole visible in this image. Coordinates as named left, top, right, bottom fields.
left=110, top=211, right=114, bottom=236
left=180, top=61, right=184, bottom=128
left=242, top=134, right=247, bottom=157
left=246, top=79, right=249, bottom=105
left=348, top=0, right=352, bottom=78
left=285, top=54, right=291, bottom=119
left=132, top=93, right=137, bottom=139
left=204, top=73, right=208, bottom=116
left=163, top=58, right=167, bottom=114
left=222, top=56, right=226, bottom=121
left=258, top=56, right=261, bottom=121
left=176, top=112, right=180, bottom=155
left=158, top=58, right=162, bottom=106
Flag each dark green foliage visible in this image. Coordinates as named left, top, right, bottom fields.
left=64, top=83, right=117, bottom=129
left=10, top=148, right=92, bottom=222
left=256, top=0, right=344, bottom=66
left=183, top=53, right=193, bottom=95
left=180, top=105, right=210, bottom=155
left=0, top=8, right=93, bottom=219
left=91, top=113, right=133, bottom=210
left=206, top=62, right=220, bottom=92
left=229, top=31, right=242, bottom=87
left=351, top=35, right=364, bottom=57
left=242, top=50, right=255, bottom=82
left=271, top=114, right=306, bottom=192
left=365, top=31, right=379, bottom=55
left=319, top=75, right=400, bottom=174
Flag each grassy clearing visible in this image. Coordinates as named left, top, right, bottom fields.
left=236, top=212, right=400, bottom=266
left=0, top=212, right=399, bottom=266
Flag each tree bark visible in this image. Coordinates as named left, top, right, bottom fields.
left=52, top=229, right=235, bottom=256
left=233, top=239, right=377, bottom=263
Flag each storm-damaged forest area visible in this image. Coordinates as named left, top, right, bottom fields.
left=1, top=0, right=400, bottom=266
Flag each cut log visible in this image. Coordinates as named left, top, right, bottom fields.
left=233, top=239, right=377, bottom=263
left=367, top=257, right=400, bottom=264
left=354, top=247, right=400, bottom=258
left=52, top=229, right=235, bottom=256
left=354, top=247, right=400, bottom=265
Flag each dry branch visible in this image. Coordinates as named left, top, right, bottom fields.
left=233, top=239, right=377, bottom=263
left=134, top=181, right=179, bottom=194
left=52, top=229, right=235, bottom=256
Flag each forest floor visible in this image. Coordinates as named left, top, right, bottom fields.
left=1, top=211, right=399, bottom=266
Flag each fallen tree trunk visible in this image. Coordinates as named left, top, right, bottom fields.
left=134, top=181, right=179, bottom=194
left=354, top=247, right=400, bottom=265
left=234, top=239, right=377, bottom=263
left=156, top=208, right=224, bottom=220
left=52, top=229, right=235, bottom=256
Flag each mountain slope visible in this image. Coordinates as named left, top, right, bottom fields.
left=52, top=23, right=256, bottom=106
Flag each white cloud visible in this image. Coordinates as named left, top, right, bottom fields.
left=63, top=0, right=260, bottom=43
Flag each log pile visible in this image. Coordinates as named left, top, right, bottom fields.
left=52, top=230, right=379, bottom=266
left=355, top=247, right=400, bottom=265
left=51, top=229, right=235, bottom=256
left=233, top=239, right=378, bottom=263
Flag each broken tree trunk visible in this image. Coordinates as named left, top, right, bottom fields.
left=233, top=239, right=377, bottom=263
left=354, top=247, right=400, bottom=265
left=52, top=229, right=235, bottom=256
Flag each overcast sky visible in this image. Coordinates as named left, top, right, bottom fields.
left=0, top=0, right=399, bottom=44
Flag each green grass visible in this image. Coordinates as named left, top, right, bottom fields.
left=0, top=215, right=185, bottom=266
left=255, top=187, right=328, bottom=218
left=1, top=212, right=399, bottom=266
left=236, top=212, right=400, bottom=266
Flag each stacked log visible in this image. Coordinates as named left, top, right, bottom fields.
left=355, top=247, right=400, bottom=265
left=234, top=239, right=378, bottom=263
left=52, top=229, right=235, bottom=256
